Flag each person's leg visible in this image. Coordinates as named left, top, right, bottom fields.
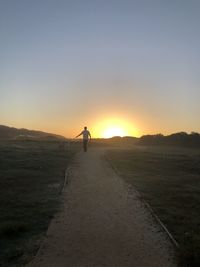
left=83, top=140, right=88, bottom=152
left=84, top=140, right=87, bottom=152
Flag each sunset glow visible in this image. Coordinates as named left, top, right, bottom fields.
left=1, top=1, right=200, bottom=137
left=102, top=127, right=126, bottom=138
left=92, top=118, right=139, bottom=138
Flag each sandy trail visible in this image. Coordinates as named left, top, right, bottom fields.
left=27, top=147, right=176, bottom=267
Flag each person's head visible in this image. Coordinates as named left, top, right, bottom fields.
left=84, top=126, right=87, bottom=130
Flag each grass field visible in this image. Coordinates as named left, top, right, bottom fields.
left=0, top=140, right=79, bottom=267
left=106, top=145, right=200, bottom=267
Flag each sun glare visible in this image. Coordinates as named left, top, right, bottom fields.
left=102, top=127, right=126, bottom=138
left=93, top=117, right=139, bottom=138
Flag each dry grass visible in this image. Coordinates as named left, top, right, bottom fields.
left=106, top=145, right=200, bottom=267
left=0, top=140, right=78, bottom=266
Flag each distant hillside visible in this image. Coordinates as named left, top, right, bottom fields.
left=0, top=125, right=66, bottom=140
left=138, top=132, right=200, bottom=147
left=107, top=136, right=138, bottom=144
left=92, top=136, right=138, bottom=145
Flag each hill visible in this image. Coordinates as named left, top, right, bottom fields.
left=138, top=132, right=200, bottom=147
left=0, top=125, right=66, bottom=140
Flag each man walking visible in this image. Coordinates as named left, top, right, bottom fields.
left=75, top=126, right=91, bottom=152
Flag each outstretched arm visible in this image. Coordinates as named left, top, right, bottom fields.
left=75, top=132, right=82, bottom=138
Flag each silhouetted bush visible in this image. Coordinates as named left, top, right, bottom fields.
left=138, top=132, right=200, bottom=147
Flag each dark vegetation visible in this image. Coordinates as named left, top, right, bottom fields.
left=1, top=124, right=200, bottom=148
left=92, top=136, right=138, bottom=147
left=0, top=125, right=66, bottom=140
left=138, top=132, right=200, bottom=147
left=94, top=131, right=200, bottom=148
left=106, top=146, right=200, bottom=267
left=0, top=140, right=79, bottom=266
left=1, top=124, right=200, bottom=266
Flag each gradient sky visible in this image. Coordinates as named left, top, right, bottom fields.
left=1, top=0, right=200, bottom=137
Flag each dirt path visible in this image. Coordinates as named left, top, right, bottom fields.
left=27, top=148, right=176, bottom=267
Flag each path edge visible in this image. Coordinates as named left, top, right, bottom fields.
left=105, top=153, right=179, bottom=249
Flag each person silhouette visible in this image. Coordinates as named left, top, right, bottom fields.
left=75, top=126, right=91, bottom=152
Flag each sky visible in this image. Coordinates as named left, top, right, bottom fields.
left=1, top=0, right=200, bottom=138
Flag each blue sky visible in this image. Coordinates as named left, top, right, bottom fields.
left=1, top=0, right=199, bottom=137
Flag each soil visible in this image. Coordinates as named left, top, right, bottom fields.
left=27, top=147, right=176, bottom=267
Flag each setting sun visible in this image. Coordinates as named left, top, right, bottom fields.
left=92, top=117, right=139, bottom=138
left=102, top=126, right=126, bottom=138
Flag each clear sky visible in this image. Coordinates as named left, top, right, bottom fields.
left=1, top=0, right=200, bottom=137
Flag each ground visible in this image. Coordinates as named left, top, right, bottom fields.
left=27, top=147, right=176, bottom=267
